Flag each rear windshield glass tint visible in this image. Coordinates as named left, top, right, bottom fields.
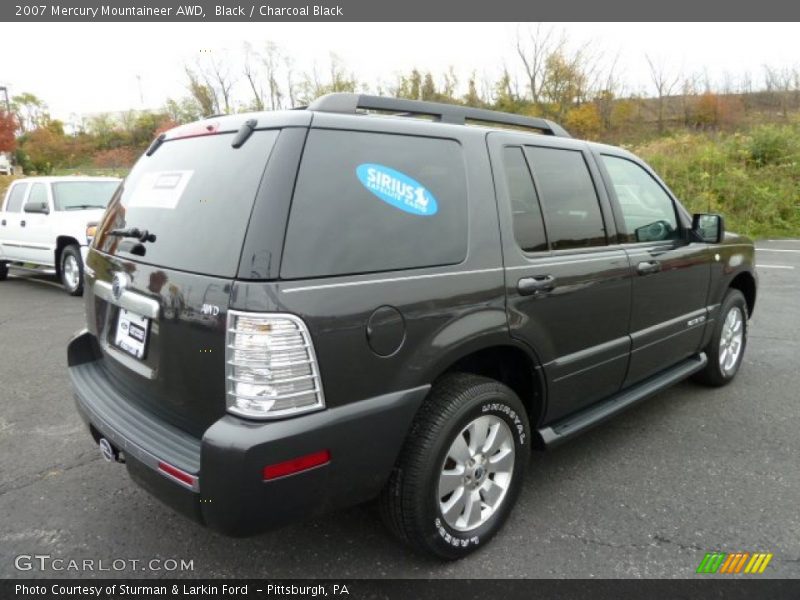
left=281, top=129, right=468, bottom=279
left=95, top=130, right=279, bottom=278
left=53, top=181, right=119, bottom=211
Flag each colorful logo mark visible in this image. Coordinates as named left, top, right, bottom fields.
left=696, top=552, right=773, bottom=574
left=355, top=164, right=438, bottom=217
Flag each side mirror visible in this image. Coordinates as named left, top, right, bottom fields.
left=24, top=200, right=49, bottom=215
left=692, top=213, right=724, bottom=244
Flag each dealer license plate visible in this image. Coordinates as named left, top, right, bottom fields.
left=114, top=309, right=150, bottom=359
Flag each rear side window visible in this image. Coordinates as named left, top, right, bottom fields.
left=28, top=183, right=48, bottom=207
left=502, top=146, right=547, bottom=253
left=53, top=181, right=119, bottom=211
left=281, top=129, right=468, bottom=279
left=5, top=183, right=29, bottom=212
left=524, top=147, right=607, bottom=250
left=95, top=130, right=279, bottom=278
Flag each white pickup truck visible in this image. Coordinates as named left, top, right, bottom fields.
left=0, top=176, right=121, bottom=295
left=0, top=153, right=13, bottom=176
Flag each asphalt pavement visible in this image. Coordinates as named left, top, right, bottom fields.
left=1, top=241, right=798, bottom=579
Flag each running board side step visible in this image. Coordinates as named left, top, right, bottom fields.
left=7, top=263, right=57, bottom=276
left=538, top=353, right=708, bottom=447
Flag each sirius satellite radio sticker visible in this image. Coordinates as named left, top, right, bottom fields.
left=127, top=170, right=193, bottom=209
left=356, top=164, right=438, bottom=216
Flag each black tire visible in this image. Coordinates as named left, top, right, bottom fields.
left=60, top=245, right=84, bottom=296
left=0, top=262, right=7, bottom=281
left=693, top=289, right=748, bottom=387
left=379, top=373, right=531, bottom=560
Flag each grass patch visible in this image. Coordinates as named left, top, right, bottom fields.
left=635, top=123, right=800, bottom=238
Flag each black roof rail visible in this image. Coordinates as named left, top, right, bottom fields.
left=307, top=93, right=570, bottom=138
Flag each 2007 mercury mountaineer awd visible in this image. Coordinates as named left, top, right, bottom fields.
left=68, top=93, right=757, bottom=559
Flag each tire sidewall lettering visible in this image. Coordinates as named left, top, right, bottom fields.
left=481, top=402, right=526, bottom=446
left=434, top=517, right=480, bottom=548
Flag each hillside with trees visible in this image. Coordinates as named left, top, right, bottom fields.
left=1, top=26, right=798, bottom=236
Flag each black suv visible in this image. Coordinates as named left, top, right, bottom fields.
left=68, top=94, right=757, bottom=559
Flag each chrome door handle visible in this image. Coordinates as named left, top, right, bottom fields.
left=637, top=261, right=661, bottom=275
left=518, top=275, right=556, bottom=296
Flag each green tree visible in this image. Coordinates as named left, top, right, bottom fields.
left=164, top=97, right=202, bottom=124
left=396, top=69, right=423, bottom=100
left=540, top=51, right=586, bottom=119
left=11, top=92, right=49, bottom=133
left=463, top=74, right=485, bottom=108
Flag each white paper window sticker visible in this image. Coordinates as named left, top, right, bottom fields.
left=127, top=170, right=194, bottom=209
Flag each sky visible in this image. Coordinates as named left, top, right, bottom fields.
left=0, top=22, right=798, bottom=122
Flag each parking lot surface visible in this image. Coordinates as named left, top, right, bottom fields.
left=1, top=241, right=799, bottom=579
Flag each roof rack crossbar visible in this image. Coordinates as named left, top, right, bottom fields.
left=307, top=93, right=570, bottom=137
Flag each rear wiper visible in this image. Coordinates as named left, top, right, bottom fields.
left=109, top=227, right=157, bottom=243
left=65, top=204, right=107, bottom=210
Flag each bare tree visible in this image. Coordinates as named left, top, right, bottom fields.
left=185, top=66, right=217, bottom=116
left=207, top=53, right=236, bottom=114
left=679, top=73, right=700, bottom=126
left=262, top=42, right=284, bottom=110
left=515, top=24, right=564, bottom=105
left=645, top=54, right=680, bottom=133
left=764, top=65, right=794, bottom=118
left=284, top=56, right=297, bottom=107
left=594, top=51, right=621, bottom=129
left=242, top=42, right=265, bottom=111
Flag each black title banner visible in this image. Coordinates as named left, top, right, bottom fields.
left=4, top=0, right=800, bottom=21
left=4, top=579, right=800, bottom=600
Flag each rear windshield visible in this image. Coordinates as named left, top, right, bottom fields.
left=95, top=130, right=279, bottom=278
left=53, top=181, right=120, bottom=211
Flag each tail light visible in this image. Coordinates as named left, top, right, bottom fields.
left=225, top=311, right=325, bottom=419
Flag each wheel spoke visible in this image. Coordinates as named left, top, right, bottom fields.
left=467, top=417, right=490, bottom=455
left=441, top=486, right=466, bottom=522
left=463, top=490, right=483, bottom=529
left=482, top=422, right=501, bottom=454
left=447, top=433, right=471, bottom=466
left=489, top=446, right=514, bottom=473
left=439, top=467, right=464, bottom=498
left=480, top=478, right=506, bottom=507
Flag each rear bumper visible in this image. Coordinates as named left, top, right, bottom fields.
left=68, top=330, right=428, bottom=535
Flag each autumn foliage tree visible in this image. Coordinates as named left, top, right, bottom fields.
left=0, top=111, right=17, bottom=153
left=19, top=120, right=70, bottom=173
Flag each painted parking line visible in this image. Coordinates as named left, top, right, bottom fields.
left=757, top=248, right=800, bottom=253
left=766, top=239, right=800, bottom=243
left=756, top=264, right=795, bottom=269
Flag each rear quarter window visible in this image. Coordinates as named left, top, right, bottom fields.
left=281, top=129, right=468, bottom=279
